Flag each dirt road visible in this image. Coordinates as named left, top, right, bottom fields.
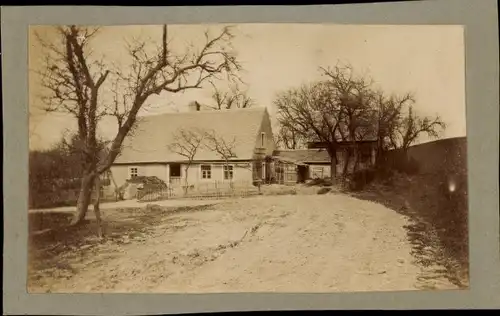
left=28, top=194, right=460, bottom=293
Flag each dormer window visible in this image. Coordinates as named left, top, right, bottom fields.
left=261, top=132, right=265, bottom=148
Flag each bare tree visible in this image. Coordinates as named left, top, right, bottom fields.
left=371, top=90, right=446, bottom=162
left=103, top=168, right=123, bottom=201
left=275, top=125, right=306, bottom=150
left=92, top=176, right=104, bottom=238
left=275, top=63, right=375, bottom=183
left=372, top=91, right=412, bottom=160
left=35, top=24, right=241, bottom=227
left=208, top=82, right=254, bottom=110
left=320, top=64, right=375, bottom=174
left=168, top=128, right=206, bottom=195
left=396, top=105, right=447, bottom=152
left=274, top=81, right=343, bottom=183
left=275, top=62, right=446, bottom=181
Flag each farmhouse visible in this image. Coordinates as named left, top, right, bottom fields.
left=103, top=101, right=379, bottom=198
left=107, top=104, right=276, bottom=193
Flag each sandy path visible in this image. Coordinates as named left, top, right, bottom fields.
left=31, top=194, right=459, bottom=293
left=29, top=198, right=224, bottom=214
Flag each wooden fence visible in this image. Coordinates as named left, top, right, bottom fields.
left=137, top=179, right=260, bottom=202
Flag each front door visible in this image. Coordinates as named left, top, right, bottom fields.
left=170, top=163, right=181, bottom=186
left=297, top=165, right=308, bottom=183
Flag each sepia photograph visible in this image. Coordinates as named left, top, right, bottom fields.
left=27, top=23, right=468, bottom=294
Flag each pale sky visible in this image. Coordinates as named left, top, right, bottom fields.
left=29, top=23, right=466, bottom=150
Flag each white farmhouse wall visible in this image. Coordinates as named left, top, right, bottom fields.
left=109, top=165, right=130, bottom=188
left=110, top=162, right=252, bottom=190
left=235, top=165, right=253, bottom=182
left=178, top=162, right=253, bottom=187
left=142, top=164, right=169, bottom=182
left=180, top=163, right=202, bottom=185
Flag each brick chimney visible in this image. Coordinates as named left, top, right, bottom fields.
left=188, top=101, right=201, bottom=112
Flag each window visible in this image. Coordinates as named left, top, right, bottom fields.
left=201, top=165, right=212, bottom=179
left=129, top=167, right=138, bottom=178
left=170, top=164, right=181, bottom=177
left=223, top=165, right=234, bottom=180
left=312, top=167, right=324, bottom=179
left=261, top=132, right=265, bottom=148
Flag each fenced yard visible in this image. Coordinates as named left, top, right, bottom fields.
left=137, top=179, right=261, bottom=202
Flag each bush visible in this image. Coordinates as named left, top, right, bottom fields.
left=348, top=168, right=377, bottom=191
left=306, top=177, right=332, bottom=187
left=252, top=179, right=263, bottom=187
left=374, top=168, right=396, bottom=186
left=317, top=187, right=331, bottom=195
left=58, top=178, right=81, bottom=190
left=127, top=176, right=166, bottom=186
left=393, top=155, right=420, bottom=175
left=130, top=176, right=168, bottom=200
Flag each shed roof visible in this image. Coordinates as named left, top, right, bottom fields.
left=272, top=149, right=331, bottom=164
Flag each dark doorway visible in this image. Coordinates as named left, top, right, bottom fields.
left=297, top=165, right=309, bottom=183
left=170, top=163, right=181, bottom=177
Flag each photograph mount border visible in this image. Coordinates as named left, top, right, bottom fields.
left=3, top=0, right=500, bottom=314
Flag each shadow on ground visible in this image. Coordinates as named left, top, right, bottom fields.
left=28, top=204, right=215, bottom=285
left=351, top=172, right=469, bottom=289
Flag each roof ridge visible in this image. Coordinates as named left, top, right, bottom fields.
left=139, top=106, right=266, bottom=119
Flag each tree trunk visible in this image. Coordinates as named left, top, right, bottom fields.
left=375, top=146, right=384, bottom=170
left=183, top=167, right=189, bottom=195
left=329, top=148, right=337, bottom=185
left=376, top=137, right=384, bottom=166
left=353, top=146, right=360, bottom=173
left=342, top=149, right=351, bottom=176
left=109, top=170, right=122, bottom=201
left=70, top=173, right=95, bottom=226
left=93, top=176, right=103, bottom=238
left=402, top=147, right=410, bottom=170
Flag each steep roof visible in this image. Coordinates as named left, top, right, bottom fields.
left=272, top=149, right=331, bottom=164
left=115, top=107, right=268, bottom=164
